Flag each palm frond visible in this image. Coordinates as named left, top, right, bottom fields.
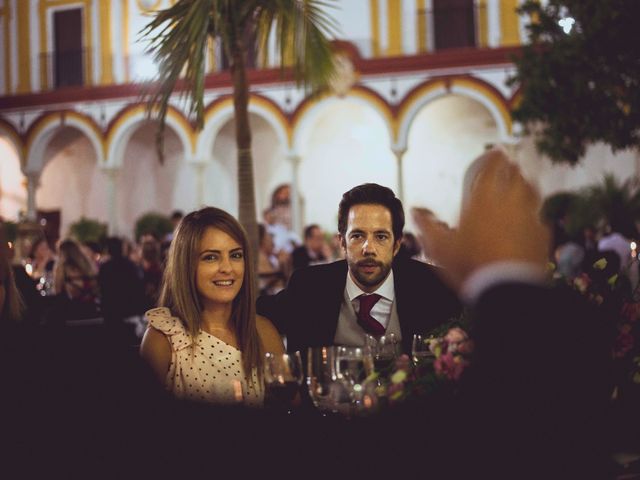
left=254, top=0, right=339, bottom=93
left=140, top=0, right=217, bottom=159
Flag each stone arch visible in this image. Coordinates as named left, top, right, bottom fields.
left=24, top=111, right=104, bottom=175
left=196, top=93, right=290, bottom=160
left=291, top=85, right=395, bottom=152
left=0, top=119, right=23, bottom=162
left=396, top=75, right=512, bottom=149
left=105, top=104, right=194, bottom=169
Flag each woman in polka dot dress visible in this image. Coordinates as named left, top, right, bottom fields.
left=140, top=207, right=284, bottom=406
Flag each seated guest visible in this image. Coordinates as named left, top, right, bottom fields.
left=28, top=235, right=55, bottom=282
left=140, top=207, right=284, bottom=406
left=0, top=236, right=24, bottom=324
left=257, top=223, right=287, bottom=296
left=139, top=236, right=163, bottom=311
left=44, top=239, right=101, bottom=324
left=98, top=237, right=146, bottom=340
left=291, top=224, right=329, bottom=271
left=257, top=183, right=460, bottom=355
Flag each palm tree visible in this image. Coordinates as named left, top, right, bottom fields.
left=142, top=0, right=337, bottom=261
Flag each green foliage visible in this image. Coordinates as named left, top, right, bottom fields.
left=134, top=212, right=174, bottom=242
left=542, top=174, right=640, bottom=239
left=68, top=217, right=108, bottom=244
left=141, top=0, right=338, bottom=157
left=509, top=0, right=640, bottom=165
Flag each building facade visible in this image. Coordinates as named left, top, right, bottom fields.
left=0, top=0, right=636, bottom=240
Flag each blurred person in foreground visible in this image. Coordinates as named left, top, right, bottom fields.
left=140, top=207, right=283, bottom=406
left=411, top=148, right=612, bottom=479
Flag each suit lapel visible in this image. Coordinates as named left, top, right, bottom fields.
left=319, top=261, right=348, bottom=345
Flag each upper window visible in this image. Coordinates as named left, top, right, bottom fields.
left=433, top=0, right=476, bottom=50
left=53, top=8, right=84, bottom=88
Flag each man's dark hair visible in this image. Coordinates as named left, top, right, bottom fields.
left=304, top=224, right=320, bottom=240
left=337, top=183, right=404, bottom=241
left=105, top=237, right=124, bottom=258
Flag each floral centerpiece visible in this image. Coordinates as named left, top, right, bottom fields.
left=372, top=316, right=474, bottom=406
left=556, top=257, right=640, bottom=387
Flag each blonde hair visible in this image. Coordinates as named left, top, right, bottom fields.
left=158, top=207, right=262, bottom=382
left=53, top=239, right=97, bottom=295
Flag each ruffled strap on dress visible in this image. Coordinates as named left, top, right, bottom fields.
left=145, top=307, right=192, bottom=351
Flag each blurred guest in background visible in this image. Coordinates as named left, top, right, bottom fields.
left=0, top=236, right=24, bottom=324
left=140, top=236, right=163, bottom=311
left=44, top=239, right=100, bottom=324
left=291, top=224, right=329, bottom=272
left=98, top=237, right=145, bottom=338
left=257, top=224, right=288, bottom=296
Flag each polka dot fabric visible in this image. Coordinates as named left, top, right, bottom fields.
left=145, top=307, right=263, bottom=407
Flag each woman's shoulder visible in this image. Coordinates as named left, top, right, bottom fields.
left=145, top=307, right=186, bottom=335
left=256, top=315, right=284, bottom=354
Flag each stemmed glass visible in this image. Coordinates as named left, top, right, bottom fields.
left=412, top=334, right=436, bottom=371
left=334, top=346, right=375, bottom=417
left=307, top=346, right=340, bottom=414
left=263, top=351, right=303, bottom=412
left=365, top=333, right=400, bottom=375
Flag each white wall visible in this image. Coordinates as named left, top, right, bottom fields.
left=517, top=137, right=638, bottom=197
left=36, top=128, right=106, bottom=237
left=0, top=138, right=26, bottom=220
left=404, top=94, right=500, bottom=232
left=206, top=114, right=285, bottom=220
left=298, top=99, right=396, bottom=234
left=117, top=122, right=190, bottom=239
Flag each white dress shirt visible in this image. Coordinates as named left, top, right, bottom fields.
left=345, top=270, right=395, bottom=330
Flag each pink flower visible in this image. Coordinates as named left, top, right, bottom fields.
left=444, top=327, right=468, bottom=344
left=456, top=339, right=474, bottom=355
left=434, top=352, right=468, bottom=381
left=621, top=302, right=640, bottom=323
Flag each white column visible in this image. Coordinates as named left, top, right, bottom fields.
left=392, top=148, right=407, bottom=205
left=487, top=0, right=501, bottom=47
left=190, top=159, right=207, bottom=209
left=286, top=152, right=302, bottom=236
left=101, top=167, right=119, bottom=236
left=25, top=172, right=40, bottom=221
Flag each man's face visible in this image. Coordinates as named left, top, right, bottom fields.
left=341, top=204, right=400, bottom=293
left=306, top=227, right=324, bottom=253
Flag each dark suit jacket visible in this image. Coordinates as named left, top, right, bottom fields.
left=256, top=257, right=461, bottom=354
left=291, top=246, right=327, bottom=271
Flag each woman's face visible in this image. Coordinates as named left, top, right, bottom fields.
left=195, top=227, right=245, bottom=308
left=64, top=266, right=88, bottom=299
left=34, top=241, right=52, bottom=261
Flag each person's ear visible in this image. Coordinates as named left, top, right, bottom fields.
left=392, top=238, right=401, bottom=257
left=339, top=234, right=346, bottom=251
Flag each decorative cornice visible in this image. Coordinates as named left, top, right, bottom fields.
left=0, top=45, right=522, bottom=111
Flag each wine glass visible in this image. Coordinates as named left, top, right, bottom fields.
left=412, top=334, right=436, bottom=369
left=264, top=351, right=303, bottom=412
left=307, top=346, right=340, bottom=414
left=365, top=333, right=400, bottom=376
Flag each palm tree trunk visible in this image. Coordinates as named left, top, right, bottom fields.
left=230, top=39, right=259, bottom=275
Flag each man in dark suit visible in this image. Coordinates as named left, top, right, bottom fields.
left=291, top=224, right=328, bottom=272
left=257, top=183, right=460, bottom=354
